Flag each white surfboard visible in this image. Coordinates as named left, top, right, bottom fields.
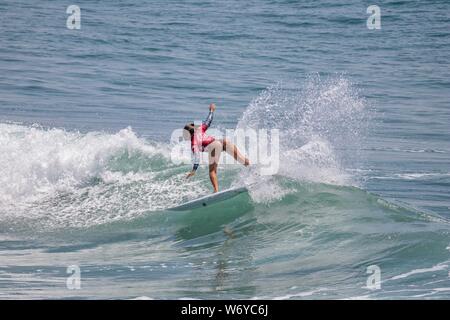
left=169, top=187, right=248, bottom=211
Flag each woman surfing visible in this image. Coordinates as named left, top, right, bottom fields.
left=183, top=103, right=250, bottom=193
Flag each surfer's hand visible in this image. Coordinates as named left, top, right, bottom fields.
left=186, top=171, right=196, bottom=179
left=209, top=103, right=216, bottom=112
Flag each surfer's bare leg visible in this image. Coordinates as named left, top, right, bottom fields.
left=208, top=140, right=223, bottom=193
left=209, top=163, right=219, bottom=193
left=221, top=139, right=250, bottom=166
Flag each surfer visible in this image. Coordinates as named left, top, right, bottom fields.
left=184, top=103, right=250, bottom=192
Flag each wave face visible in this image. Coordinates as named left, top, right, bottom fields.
left=0, top=76, right=369, bottom=229
left=1, top=78, right=450, bottom=299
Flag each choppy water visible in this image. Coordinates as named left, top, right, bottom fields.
left=1, top=0, right=450, bottom=299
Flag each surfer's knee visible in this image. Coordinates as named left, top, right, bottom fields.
left=211, top=141, right=222, bottom=159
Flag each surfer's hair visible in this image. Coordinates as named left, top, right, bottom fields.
left=183, top=123, right=195, bottom=140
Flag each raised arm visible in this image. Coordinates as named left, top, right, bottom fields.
left=203, top=103, right=216, bottom=129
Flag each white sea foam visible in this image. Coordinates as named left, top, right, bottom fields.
left=394, top=172, right=450, bottom=180
left=0, top=123, right=159, bottom=203
left=236, top=76, right=369, bottom=202
left=0, top=123, right=205, bottom=228
left=390, top=263, right=449, bottom=281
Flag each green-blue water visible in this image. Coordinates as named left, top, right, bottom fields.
left=0, top=0, right=449, bottom=299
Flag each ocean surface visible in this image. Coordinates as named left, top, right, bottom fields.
left=1, top=0, right=450, bottom=299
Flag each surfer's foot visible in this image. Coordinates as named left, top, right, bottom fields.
left=244, top=158, right=250, bottom=167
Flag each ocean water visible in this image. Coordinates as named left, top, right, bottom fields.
left=1, top=0, right=450, bottom=299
